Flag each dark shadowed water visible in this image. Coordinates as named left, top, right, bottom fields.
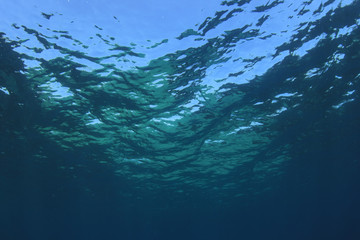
left=1, top=0, right=360, bottom=239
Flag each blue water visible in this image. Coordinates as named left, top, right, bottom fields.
left=1, top=0, right=360, bottom=239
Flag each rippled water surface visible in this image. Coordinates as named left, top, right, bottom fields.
left=1, top=0, right=360, bottom=239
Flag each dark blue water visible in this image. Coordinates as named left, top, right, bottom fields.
left=1, top=0, right=360, bottom=239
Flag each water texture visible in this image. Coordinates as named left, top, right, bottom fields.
left=1, top=0, right=360, bottom=239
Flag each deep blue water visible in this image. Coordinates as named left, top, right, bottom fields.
left=1, top=0, right=360, bottom=239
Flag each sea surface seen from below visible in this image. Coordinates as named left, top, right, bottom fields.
left=1, top=0, right=360, bottom=239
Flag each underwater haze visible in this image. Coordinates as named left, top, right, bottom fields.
left=1, top=0, right=360, bottom=239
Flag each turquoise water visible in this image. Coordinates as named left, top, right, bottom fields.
left=1, top=0, right=360, bottom=239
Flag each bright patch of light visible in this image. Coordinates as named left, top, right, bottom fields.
left=235, top=126, right=251, bottom=131
left=340, top=0, right=356, bottom=7
left=337, top=25, right=354, bottom=37
left=87, top=118, right=102, bottom=125
left=204, top=139, right=225, bottom=144
left=305, top=68, right=320, bottom=78
left=285, top=77, right=296, bottom=82
left=275, top=92, right=296, bottom=98
left=23, top=59, right=42, bottom=69
left=0, top=87, right=9, bottom=95
left=73, top=57, right=104, bottom=72
left=183, top=99, right=200, bottom=112
left=293, top=33, right=326, bottom=57
left=345, top=90, right=355, bottom=96
left=332, top=99, right=355, bottom=109
left=254, top=101, right=264, bottom=105
left=332, top=53, right=345, bottom=63
left=276, top=107, right=287, bottom=114
left=120, top=157, right=151, bottom=165
left=152, top=114, right=183, bottom=123
left=177, top=54, right=186, bottom=60
left=40, top=81, right=74, bottom=99
left=250, top=121, right=263, bottom=126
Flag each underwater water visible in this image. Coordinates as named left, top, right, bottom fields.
left=1, top=0, right=360, bottom=239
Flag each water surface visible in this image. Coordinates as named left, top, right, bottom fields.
left=1, top=0, right=360, bottom=239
